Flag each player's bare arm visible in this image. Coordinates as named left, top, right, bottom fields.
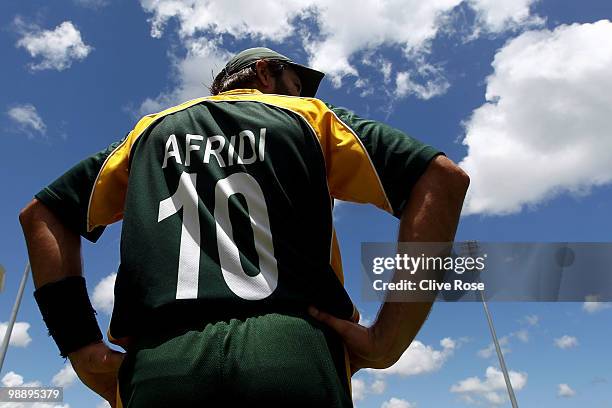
left=19, top=199, right=125, bottom=407
left=19, top=199, right=81, bottom=288
left=310, top=154, right=469, bottom=373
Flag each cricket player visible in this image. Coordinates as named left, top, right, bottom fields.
left=19, top=47, right=469, bottom=407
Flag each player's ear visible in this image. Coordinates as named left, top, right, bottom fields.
left=255, top=60, right=276, bottom=93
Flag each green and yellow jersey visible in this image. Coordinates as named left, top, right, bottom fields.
left=35, top=88, right=443, bottom=349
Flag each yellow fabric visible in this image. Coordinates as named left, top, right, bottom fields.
left=87, top=97, right=209, bottom=231
left=330, top=227, right=344, bottom=284
left=116, top=384, right=123, bottom=408
left=344, top=345, right=353, bottom=392
left=107, top=327, right=127, bottom=348
left=209, top=89, right=393, bottom=212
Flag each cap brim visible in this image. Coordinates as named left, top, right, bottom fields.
left=288, top=63, right=324, bottom=98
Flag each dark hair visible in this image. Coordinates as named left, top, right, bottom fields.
left=209, top=59, right=287, bottom=95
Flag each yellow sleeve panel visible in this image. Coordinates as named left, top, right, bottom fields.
left=330, top=227, right=344, bottom=284
left=209, top=90, right=393, bottom=214
left=316, top=106, right=393, bottom=213
left=86, top=97, right=209, bottom=231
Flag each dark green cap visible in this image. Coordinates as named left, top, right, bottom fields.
left=219, top=47, right=325, bottom=97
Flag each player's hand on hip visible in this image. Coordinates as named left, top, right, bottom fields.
left=68, top=341, right=125, bottom=407
left=308, top=306, right=392, bottom=375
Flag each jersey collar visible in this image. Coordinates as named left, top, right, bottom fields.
left=217, top=88, right=263, bottom=96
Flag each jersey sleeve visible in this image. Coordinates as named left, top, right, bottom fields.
left=33, top=98, right=221, bottom=244
left=34, top=139, right=125, bottom=243
left=323, top=103, right=444, bottom=218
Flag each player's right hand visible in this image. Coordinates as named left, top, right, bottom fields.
left=308, top=306, right=393, bottom=375
left=68, top=341, right=125, bottom=407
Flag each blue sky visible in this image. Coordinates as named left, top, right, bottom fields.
left=1, top=1, right=612, bottom=407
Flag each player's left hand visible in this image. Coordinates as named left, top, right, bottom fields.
left=68, top=341, right=125, bottom=407
left=308, top=306, right=390, bottom=375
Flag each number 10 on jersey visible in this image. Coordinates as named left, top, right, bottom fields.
left=158, top=171, right=279, bottom=300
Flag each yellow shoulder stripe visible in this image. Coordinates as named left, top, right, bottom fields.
left=87, top=97, right=209, bottom=231
left=209, top=91, right=393, bottom=213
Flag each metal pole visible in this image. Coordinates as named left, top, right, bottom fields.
left=464, top=241, right=518, bottom=408
left=0, top=262, right=31, bottom=373
left=0, top=264, right=6, bottom=293
left=480, top=290, right=519, bottom=408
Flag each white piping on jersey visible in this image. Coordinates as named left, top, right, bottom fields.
left=222, top=92, right=394, bottom=215
left=85, top=136, right=131, bottom=232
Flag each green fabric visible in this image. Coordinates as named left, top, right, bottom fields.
left=118, top=313, right=352, bottom=407
left=34, top=139, right=123, bottom=242
left=219, top=47, right=325, bottom=97
left=327, top=103, right=445, bottom=217
left=110, top=99, right=354, bottom=339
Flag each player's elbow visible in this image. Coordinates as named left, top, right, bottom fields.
left=19, top=199, right=44, bottom=229
left=425, top=155, right=470, bottom=199
left=444, top=158, right=470, bottom=195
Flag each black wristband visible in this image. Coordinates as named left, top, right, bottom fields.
left=33, top=276, right=103, bottom=358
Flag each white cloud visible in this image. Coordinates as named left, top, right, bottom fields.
left=140, top=0, right=310, bottom=41
left=91, top=272, right=117, bottom=315
left=582, top=295, right=612, bottom=314
left=395, top=68, right=450, bottom=100
left=351, top=378, right=386, bottom=403
left=15, top=19, right=92, bottom=71
left=522, top=314, right=539, bottom=326
left=371, top=379, right=386, bottom=394
left=468, top=0, right=544, bottom=34
left=478, top=329, right=529, bottom=359
left=0, top=372, right=70, bottom=408
left=380, top=60, right=392, bottom=84
left=460, top=20, right=612, bottom=215
left=583, top=302, right=612, bottom=313
left=137, top=0, right=543, bottom=108
left=351, top=377, right=387, bottom=403
left=554, top=335, right=578, bottom=349
left=303, top=0, right=463, bottom=86
left=139, top=0, right=461, bottom=85
left=0, top=322, right=32, bottom=347
left=137, top=38, right=231, bottom=115
left=96, top=402, right=111, bottom=408
left=358, top=314, right=372, bottom=327
left=51, top=364, right=77, bottom=388
left=478, top=336, right=510, bottom=359
left=450, top=366, right=527, bottom=406
left=7, top=104, right=46, bottom=137
left=374, top=337, right=455, bottom=377
left=1, top=372, right=24, bottom=387
left=352, top=378, right=367, bottom=402
left=0, top=402, right=70, bottom=408
left=381, top=397, right=416, bottom=408
left=557, top=383, right=576, bottom=398
left=514, top=329, right=529, bottom=343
